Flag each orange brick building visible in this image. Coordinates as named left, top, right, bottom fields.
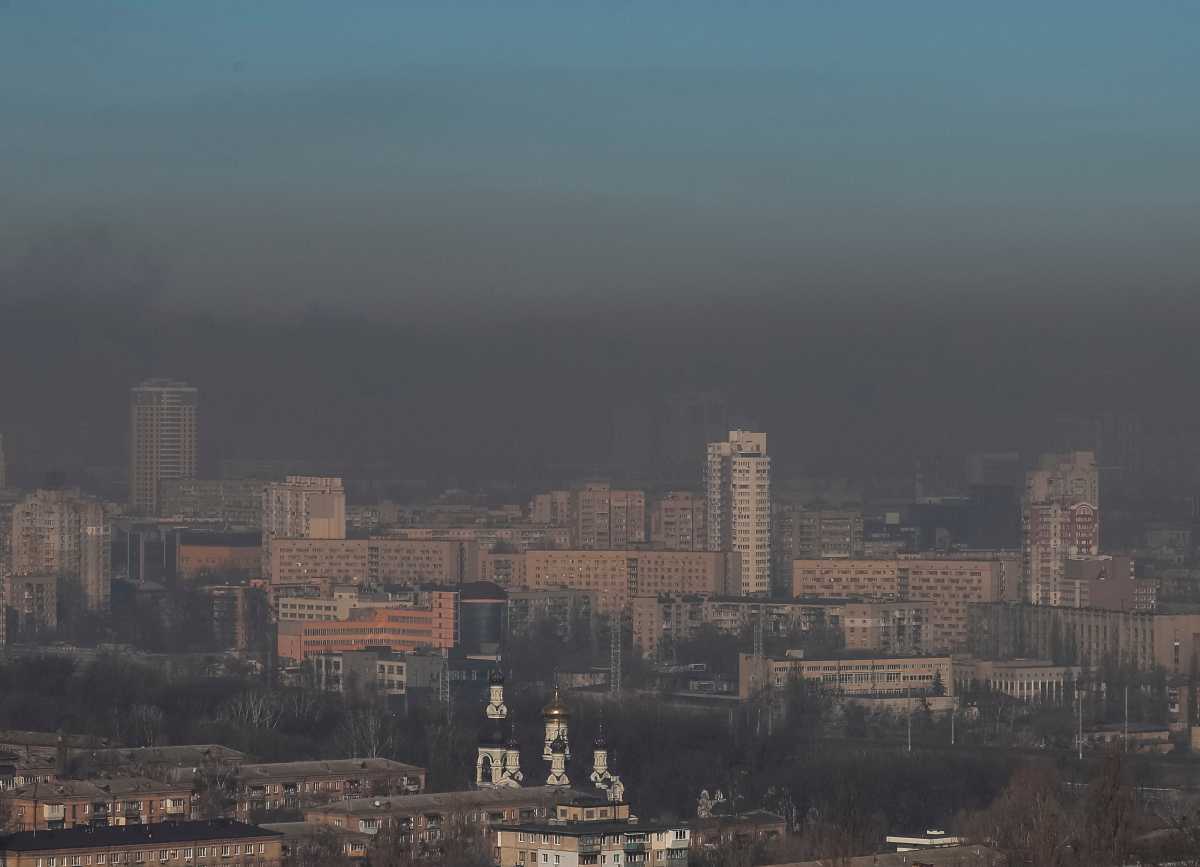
left=178, top=541, right=261, bottom=580
left=276, top=592, right=458, bottom=662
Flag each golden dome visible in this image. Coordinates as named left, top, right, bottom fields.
left=542, top=687, right=570, bottom=719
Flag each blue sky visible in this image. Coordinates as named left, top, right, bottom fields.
left=3, top=2, right=1198, bottom=313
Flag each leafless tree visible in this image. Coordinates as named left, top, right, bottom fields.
left=218, top=690, right=282, bottom=729
left=126, top=703, right=165, bottom=747
left=338, top=704, right=395, bottom=759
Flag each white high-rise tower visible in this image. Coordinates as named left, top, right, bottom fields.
left=706, top=430, right=771, bottom=595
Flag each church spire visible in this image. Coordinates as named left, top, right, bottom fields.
left=589, top=716, right=624, bottom=801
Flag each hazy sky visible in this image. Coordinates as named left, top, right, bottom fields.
left=4, top=2, right=1199, bottom=315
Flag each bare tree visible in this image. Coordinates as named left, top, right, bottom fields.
left=126, top=703, right=165, bottom=747
left=218, top=690, right=282, bottom=729
left=338, top=704, right=395, bottom=759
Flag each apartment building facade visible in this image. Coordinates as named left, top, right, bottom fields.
left=706, top=431, right=771, bottom=595
left=523, top=550, right=739, bottom=615
left=9, top=488, right=111, bottom=611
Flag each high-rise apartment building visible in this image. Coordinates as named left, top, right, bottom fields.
left=529, top=484, right=645, bottom=548
left=9, top=489, right=111, bottom=611
left=263, top=476, right=346, bottom=540
left=130, top=379, right=198, bottom=515
left=573, top=483, right=645, bottom=549
left=262, top=475, right=346, bottom=578
left=1023, top=451, right=1099, bottom=606
left=706, top=431, right=771, bottom=595
left=650, top=491, right=706, bottom=550
left=777, top=508, right=864, bottom=559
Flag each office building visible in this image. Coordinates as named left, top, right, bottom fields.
left=952, top=658, right=1081, bottom=704
left=276, top=591, right=459, bottom=662
left=967, top=602, right=1155, bottom=670
left=706, top=431, right=771, bottom=595
left=0, top=432, right=6, bottom=489
left=129, top=378, right=198, bottom=515
left=1023, top=451, right=1100, bottom=605
left=650, top=490, right=707, bottom=551
left=309, top=648, right=447, bottom=704
left=739, top=653, right=953, bottom=701
left=9, top=488, right=111, bottom=610
left=177, top=531, right=261, bottom=581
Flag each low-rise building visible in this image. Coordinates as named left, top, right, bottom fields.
left=276, top=592, right=459, bottom=663
left=630, top=594, right=849, bottom=659
left=233, top=758, right=426, bottom=820
left=494, top=797, right=691, bottom=866
left=177, top=531, right=262, bottom=581
left=305, top=786, right=581, bottom=839
left=2, top=777, right=193, bottom=831
left=738, top=653, right=953, bottom=701
left=308, top=648, right=446, bottom=704
left=0, top=820, right=281, bottom=867
left=689, top=810, right=787, bottom=853
left=952, top=657, right=1081, bottom=704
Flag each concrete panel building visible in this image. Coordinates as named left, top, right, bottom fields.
left=9, top=489, right=111, bottom=611
left=523, top=549, right=739, bottom=615
left=706, top=431, right=771, bottom=595
left=650, top=490, right=707, bottom=551
left=129, top=378, right=198, bottom=516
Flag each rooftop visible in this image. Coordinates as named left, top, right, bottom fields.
left=497, top=820, right=677, bottom=836
left=309, top=786, right=590, bottom=818
left=237, top=758, right=423, bottom=781
left=5, top=777, right=186, bottom=799
left=763, top=845, right=1002, bottom=867
left=0, top=820, right=277, bottom=853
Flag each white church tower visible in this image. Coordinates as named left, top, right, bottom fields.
left=546, top=734, right=570, bottom=787
left=589, top=721, right=624, bottom=802
left=476, top=670, right=522, bottom=789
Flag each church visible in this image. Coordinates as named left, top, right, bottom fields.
left=475, top=671, right=624, bottom=802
